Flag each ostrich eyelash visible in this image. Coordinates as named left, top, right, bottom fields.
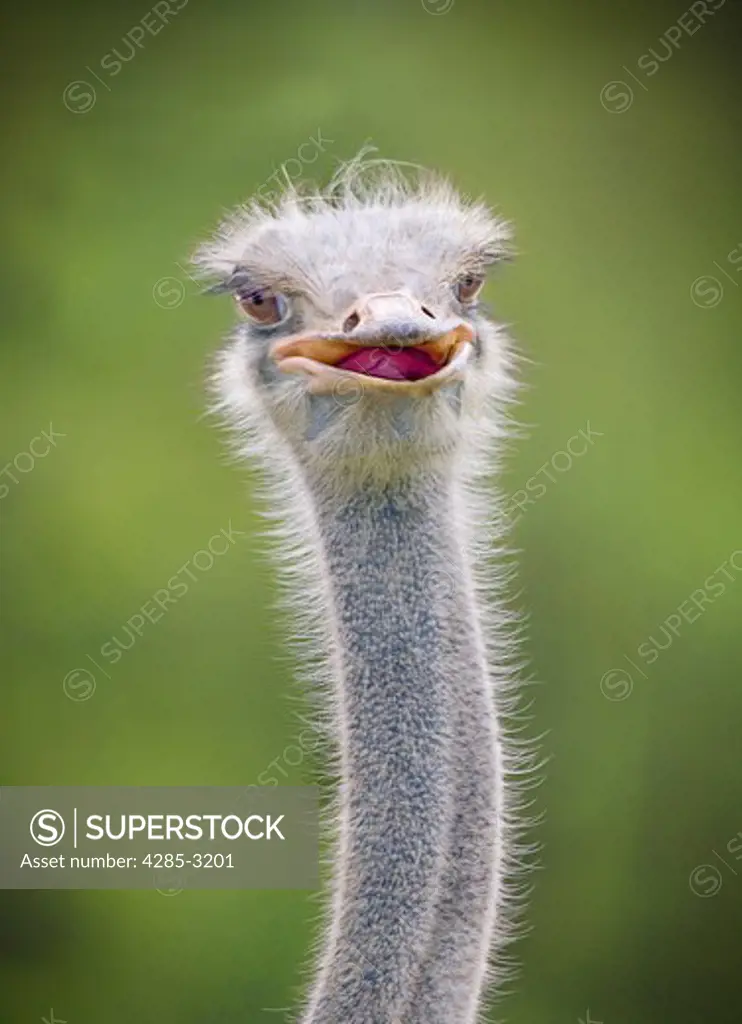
left=202, top=267, right=253, bottom=296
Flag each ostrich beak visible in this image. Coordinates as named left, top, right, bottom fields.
left=270, top=292, right=475, bottom=396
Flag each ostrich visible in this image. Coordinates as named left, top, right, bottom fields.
left=195, top=159, right=534, bottom=1024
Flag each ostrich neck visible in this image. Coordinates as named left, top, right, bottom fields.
left=300, top=467, right=495, bottom=1024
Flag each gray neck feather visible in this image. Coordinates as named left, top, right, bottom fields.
left=300, top=468, right=501, bottom=1024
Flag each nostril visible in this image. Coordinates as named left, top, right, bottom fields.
left=421, top=306, right=436, bottom=319
left=343, top=311, right=360, bottom=333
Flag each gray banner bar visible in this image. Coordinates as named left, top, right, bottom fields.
left=0, top=787, right=319, bottom=890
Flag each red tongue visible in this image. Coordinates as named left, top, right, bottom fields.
left=336, top=346, right=440, bottom=381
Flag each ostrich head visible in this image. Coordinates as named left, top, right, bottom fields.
left=196, top=162, right=514, bottom=488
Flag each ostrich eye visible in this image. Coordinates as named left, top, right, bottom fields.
left=454, top=275, right=484, bottom=304
left=237, top=288, right=289, bottom=326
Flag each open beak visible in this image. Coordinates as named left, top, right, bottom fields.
left=270, top=292, right=475, bottom=396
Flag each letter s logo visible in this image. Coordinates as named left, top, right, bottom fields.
left=30, top=809, right=66, bottom=846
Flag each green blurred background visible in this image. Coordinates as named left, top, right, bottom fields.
left=2, top=0, right=741, bottom=1021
